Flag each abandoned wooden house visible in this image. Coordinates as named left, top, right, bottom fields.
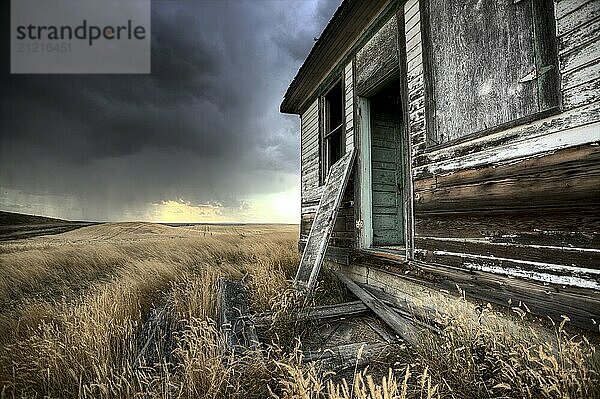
left=281, top=0, right=600, bottom=331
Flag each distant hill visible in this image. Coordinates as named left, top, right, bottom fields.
left=0, top=211, right=96, bottom=241
left=0, top=211, right=68, bottom=226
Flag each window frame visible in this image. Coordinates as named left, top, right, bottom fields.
left=319, top=78, right=346, bottom=185
left=420, top=0, right=561, bottom=150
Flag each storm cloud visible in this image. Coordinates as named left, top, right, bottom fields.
left=0, top=0, right=341, bottom=222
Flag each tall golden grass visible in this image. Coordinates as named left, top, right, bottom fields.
left=0, top=222, right=598, bottom=398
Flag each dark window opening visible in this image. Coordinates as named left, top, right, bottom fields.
left=322, top=81, right=345, bottom=181
left=422, top=0, right=560, bottom=146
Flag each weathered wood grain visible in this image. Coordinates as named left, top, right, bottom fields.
left=334, top=270, right=420, bottom=346
left=344, top=62, right=355, bottom=151
left=303, top=341, right=398, bottom=371
left=557, top=0, right=600, bottom=37
left=409, top=0, right=597, bottom=166
left=533, top=0, right=561, bottom=112
left=413, top=117, right=600, bottom=178
left=301, top=99, right=321, bottom=202
left=425, top=0, right=541, bottom=144
left=417, top=143, right=599, bottom=189
left=355, top=14, right=399, bottom=96
left=563, top=58, right=600, bottom=91
left=415, top=237, right=600, bottom=271
left=563, top=78, right=600, bottom=110
left=405, top=0, right=427, bottom=160
left=414, top=142, right=600, bottom=211
left=415, top=169, right=599, bottom=212
left=414, top=248, right=600, bottom=289
left=558, top=16, right=600, bottom=56
left=250, top=301, right=369, bottom=328
left=556, top=0, right=594, bottom=20
left=560, top=35, right=600, bottom=74
left=361, top=283, right=445, bottom=333
left=300, top=211, right=316, bottom=239
left=135, top=304, right=179, bottom=367
left=415, top=207, right=599, bottom=248
left=404, top=0, right=419, bottom=27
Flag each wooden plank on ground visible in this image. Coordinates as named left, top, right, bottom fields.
left=218, top=278, right=260, bottom=353
left=364, top=319, right=397, bottom=343
left=360, top=283, right=445, bottom=334
left=303, top=341, right=398, bottom=371
left=249, top=300, right=369, bottom=327
left=295, top=149, right=356, bottom=293
left=333, top=270, right=421, bottom=346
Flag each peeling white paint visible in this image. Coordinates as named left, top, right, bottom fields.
left=478, top=80, right=493, bottom=97
left=432, top=250, right=600, bottom=276
left=425, top=237, right=600, bottom=254
left=414, top=113, right=600, bottom=177
left=462, top=261, right=600, bottom=290
left=414, top=248, right=600, bottom=289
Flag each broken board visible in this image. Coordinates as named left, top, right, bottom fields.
left=295, top=149, right=356, bottom=293
left=334, top=270, right=421, bottom=347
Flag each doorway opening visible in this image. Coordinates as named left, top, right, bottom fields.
left=369, top=78, right=404, bottom=248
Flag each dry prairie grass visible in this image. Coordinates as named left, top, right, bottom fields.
left=0, top=222, right=598, bottom=398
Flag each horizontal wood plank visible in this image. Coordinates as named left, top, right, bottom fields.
left=413, top=249, right=600, bottom=289
left=562, top=60, right=600, bottom=91
left=560, top=36, right=600, bottom=74
left=557, top=0, right=600, bottom=37
left=558, top=16, right=600, bottom=55
left=414, top=143, right=600, bottom=211
left=415, top=236, right=600, bottom=270
left=415, top=206, right=600, bottom=247
left=349, top=254, right=600, bottom=331
left=562, top=78, right=600, bottom=110
left=413, top=114, right=600, bottom=177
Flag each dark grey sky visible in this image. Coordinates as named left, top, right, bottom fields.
left=0, top=0, right=340, bottom=223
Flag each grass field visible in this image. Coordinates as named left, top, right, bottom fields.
left=0, top=222, right=598, bottom=398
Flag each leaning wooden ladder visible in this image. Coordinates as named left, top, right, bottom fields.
left=294, top=148, right=424, bottom=346
left=294, top=149, right=356, bottom=293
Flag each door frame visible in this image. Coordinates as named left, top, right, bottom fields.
left=357, top=84, right=412, bottom=254
left=355, top=8, right=415, bottom=256
left=358, top=96, right=373, bottom=249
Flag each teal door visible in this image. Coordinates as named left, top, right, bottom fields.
left=370, top=90, right=403, bottom=246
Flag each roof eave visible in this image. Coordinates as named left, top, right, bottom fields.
left=280, top=0, right=391, bottom=115
left=280, top=0, right=353, bottom=115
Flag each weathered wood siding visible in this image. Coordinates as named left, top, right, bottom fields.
left=558, top=0, right=600, bottom=110
left=334, top=63, right=355, bottom=251
left=404, top=0, right=600, bottom=289
left=355, top=15, right=399, bottom=96
left=425, top=0, right=542, bottom=144
left=301, top=99, right=323, bottom=204
left=300, top=64, right=356, bottom=251
left=338, top=258, right=600, bottom=331
left=404, top=0, right=426, bottom=161
left=345, top=62, right=355, bottom=152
